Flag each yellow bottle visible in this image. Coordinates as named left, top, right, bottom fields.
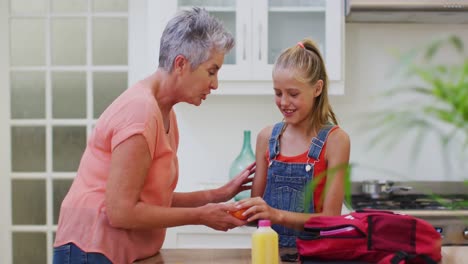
left=251, top=220, right=279, bottom=264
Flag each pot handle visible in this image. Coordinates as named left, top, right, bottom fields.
left=386, top=185, right=412, bottom=193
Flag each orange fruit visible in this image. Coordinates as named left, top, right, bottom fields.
left=229, top=208, right=248, bottom=220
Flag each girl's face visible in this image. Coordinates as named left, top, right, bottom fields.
left=273, top=68, right=322, bottom=126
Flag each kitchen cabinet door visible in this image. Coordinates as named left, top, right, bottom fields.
left=147, top=0, right=344, bottom=94
left=147, top=0, right=250, bottom=81
left=253, top=0, right=344, bottom=87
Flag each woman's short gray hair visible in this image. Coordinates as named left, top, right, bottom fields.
left=158, top=7, right=235, bottom=72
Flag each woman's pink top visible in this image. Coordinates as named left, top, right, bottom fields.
left=54, top=83, right=179, bottom=263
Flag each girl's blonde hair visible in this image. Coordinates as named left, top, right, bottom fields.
left=273, top=38, right=338, bottom=134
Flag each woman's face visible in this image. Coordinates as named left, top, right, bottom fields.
left=273, top=68, right=320, bottom=126
left=182, top=51, right=224, bottom=106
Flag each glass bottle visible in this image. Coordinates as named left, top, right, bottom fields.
left=229, top=130, right=255, bottom=201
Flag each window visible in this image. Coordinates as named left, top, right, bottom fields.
left=3, top=0, right=129, bottom=263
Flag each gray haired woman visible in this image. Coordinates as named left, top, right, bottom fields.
left=53, top=8, right=255, bottom=264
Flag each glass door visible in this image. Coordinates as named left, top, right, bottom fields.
left=148, top=0, right=250, bottom=80
left=145, top=0, right=343, bottom=94
left=1, top=0, right=130, bottom=263
left=177, top=0, right=251, bottom=80
left=179, top=0, right=238, bottom=65
left=253, top=0, right=327, bottom=80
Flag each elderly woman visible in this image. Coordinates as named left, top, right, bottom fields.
left=53, top=8, right=254, bottom=264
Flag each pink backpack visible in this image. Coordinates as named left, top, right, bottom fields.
left=296, top=209, right=442, bottom=264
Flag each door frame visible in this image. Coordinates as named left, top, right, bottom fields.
left=0, top=0, right=12, bottom=262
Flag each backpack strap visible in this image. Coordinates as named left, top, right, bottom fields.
left=385, top=251, right=438, bottom=264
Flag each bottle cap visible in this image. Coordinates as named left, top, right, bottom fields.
left=258, top=220, right=271, bottom=227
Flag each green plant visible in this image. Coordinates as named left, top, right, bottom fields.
left=363, top=35, right=468, bottom=174
left=303, top=163, right=352, bottom=213
left=302, top=36, right=467, bottom=215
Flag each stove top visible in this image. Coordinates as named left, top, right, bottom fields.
left=350, top=194, right=468, bottom=210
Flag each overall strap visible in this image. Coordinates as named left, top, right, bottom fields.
left=307, top=125, right=335, bottom=160
left=268, top=122, right=285, bottom=160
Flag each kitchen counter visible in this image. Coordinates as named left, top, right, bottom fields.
left=133, top=248, right=295, bottom=264
left=394, top=210, right=468, bottom=217
left=134, top=247, right=466, bottom=264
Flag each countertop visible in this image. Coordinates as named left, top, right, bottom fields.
left=394, top=210, right=468, bottom=217
left=134, top=247, right=467, bottom=264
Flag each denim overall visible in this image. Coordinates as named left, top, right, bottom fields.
left=263, top=122, right=334, bottom=247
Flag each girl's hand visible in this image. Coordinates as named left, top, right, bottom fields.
left=219, top=162, right=256, bottom=201
left=235, top=197, right=278, bottom=223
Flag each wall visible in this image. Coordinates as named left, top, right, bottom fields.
left=174, top=95, right=281, bottom=192
left=338, top=23, right=467, bottom=182
left=174, top=23, right=468, bottom=193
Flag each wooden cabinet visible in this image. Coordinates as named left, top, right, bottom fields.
left=143, top=0, right=344, bottom=94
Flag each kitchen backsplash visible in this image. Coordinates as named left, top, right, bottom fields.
left=173, top=23, right=468, bottom=192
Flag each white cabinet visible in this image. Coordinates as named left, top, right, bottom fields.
left=146, top=0, right=344, bottom=94
left=163, top=225, right=256, bottom=249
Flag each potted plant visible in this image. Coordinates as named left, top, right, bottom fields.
left=305, top=35, right=468, bottom=212
left=365, top=35, right=466, bottom=157
left=360, top=35, right=467, bottom=210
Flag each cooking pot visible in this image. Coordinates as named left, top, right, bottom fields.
left=361, top=180, right=412, bottom=199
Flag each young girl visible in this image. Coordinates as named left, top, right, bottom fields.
left=237, top=38, right=350, bottom=248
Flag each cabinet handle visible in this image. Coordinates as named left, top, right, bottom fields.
left=243, top=24, right=246, bottom=60
left=258, top=23, right=262, bottom=60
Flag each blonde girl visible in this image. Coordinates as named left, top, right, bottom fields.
left=237, top=39, right=350, bottom=247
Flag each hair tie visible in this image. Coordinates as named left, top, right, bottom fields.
left=297, top=42, right=305, bottom=49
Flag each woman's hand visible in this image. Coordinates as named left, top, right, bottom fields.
left=217, top=162, right=256, bottom=201
left=235, top=197, right=279, bottom=223
left=197, top=203, right=247, bottom=231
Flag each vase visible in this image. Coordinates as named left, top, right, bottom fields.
left=229, top=130, right=255, bottom=201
